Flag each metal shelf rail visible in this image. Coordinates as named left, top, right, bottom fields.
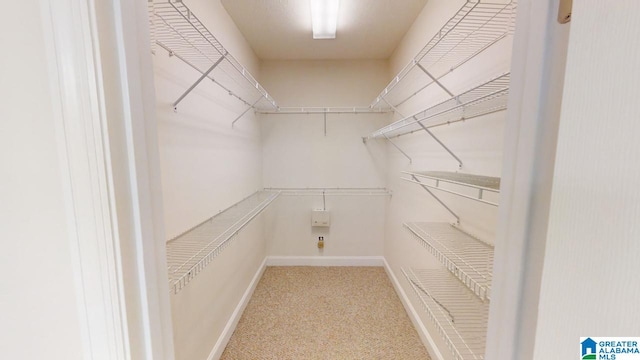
left=403, top=268, right=490, bottom=360
left=166, top=191, right=280, bottom=294
left=371, top=0, right=516, bottom=111
left=151, top=0, right=278, bottom=122
left=365, top=73, right=510, bottom=141
left=264, top=188, right=392, bottom=197
left=405, top=222, right=494, bottom=300
left=256, top=107, right=392, bottom=115
left=402, top=170, right=500, bottom=208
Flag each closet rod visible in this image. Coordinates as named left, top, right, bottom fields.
left=256, top=107, right=392, bottom=115
left=402, top=177, right=499, bottom=207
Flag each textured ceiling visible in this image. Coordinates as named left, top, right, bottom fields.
left=220, top=0, right=429, bottom=60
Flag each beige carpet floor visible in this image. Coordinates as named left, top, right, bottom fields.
left=221, top=266, right=431, bottom=360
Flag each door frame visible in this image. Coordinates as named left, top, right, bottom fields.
left=486, top=0, right=570, bottom=358
left=40, top=0, right=174, bottom=358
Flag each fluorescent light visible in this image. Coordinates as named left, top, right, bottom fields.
left=311, top=0, right=339, bottom=39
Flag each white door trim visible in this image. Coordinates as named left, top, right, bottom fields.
left=485, top=0, right=570, bottom=358
left=40, top=0, right=174, bottom=359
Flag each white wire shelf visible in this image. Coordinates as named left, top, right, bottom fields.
left=405, top=222, right=494, bottom=300
left=264, top=188, right=392, bottom=197
left=366, top=72, right=510, bottom=140
left=412, top=171, right=500, bottom=190
left=371, top=0, right=516, bottom=110
left=151, top=0, right=277, bottom=111
left=256, top=107, right=393, bottom=115
left=402, top=267, right=490, bottom=360
left=403, top=171, right=500, bottom=207
left=166, top=191, right=280, bottom=294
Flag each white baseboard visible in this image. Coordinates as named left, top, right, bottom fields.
left=383, top=259, right=444, bottom=360
left=207, top=257, right=267, bottom=360
left=265, top=256, right=385, bottom=267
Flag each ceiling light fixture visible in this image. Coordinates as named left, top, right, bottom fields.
left=311, top=0, right=340, bottom=40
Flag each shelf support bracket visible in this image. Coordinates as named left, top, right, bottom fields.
left=416, top=63, right=456, bottom=99
left=410, top=175, right=460, bottom=223
left=172, top=54, right=227, bottom=110
left=417, top=122, right=463, bottom=168
left=381, top=97, right=406, bottom=119
left=231, top=97, right=262, bottom=127
left=384, top=134, right=412, bottom=163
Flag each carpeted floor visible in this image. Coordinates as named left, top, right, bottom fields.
left=221, top=266, right=431, bottom=360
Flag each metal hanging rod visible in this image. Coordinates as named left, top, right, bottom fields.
left=256, top=107, right=393, bottom=115
left=151, top=0, right=278, bottom=112
left=370, top=0, right=516, bottom=110
left=264, top=188, right=391, bottom=197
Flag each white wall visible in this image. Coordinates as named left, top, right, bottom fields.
left=0, top=1, right=83, bottom=359
left=152, top=1, right=268, bottom=359
left=380, top=0, right=513, bottom=359
left=155, top=0, right=264, bottom=240
left=533, top=1, right=640, bottom=358
left=260, top=60, right=389, bottom=257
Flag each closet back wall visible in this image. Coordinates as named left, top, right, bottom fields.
left=260, top=60, right=390, bottom=258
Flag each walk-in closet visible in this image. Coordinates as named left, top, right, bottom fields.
left=7, top=0, right=640, bottom=359
left=149, top=0, right=515, bottom=358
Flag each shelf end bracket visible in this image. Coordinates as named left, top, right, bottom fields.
left=417, top=122, right=463, bottom=168
left=172, top=54, right=226, bottom=110
left=384, top=134, right=412, bottom=163
left=410, top=175, right=460, bottom=224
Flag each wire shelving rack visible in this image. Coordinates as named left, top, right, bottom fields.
left=166, top=191, right=280, bottom=294
left=371, top=0, right=516, bottom=110
left=151, top=0, right=277, bottom=114
left=365, top=73, right=510, bottom=140
left=403, top=268, right=490, bottom=360
left=256, top=107, right=392, bottom=115
left=405, top=222, right=494, bottom=300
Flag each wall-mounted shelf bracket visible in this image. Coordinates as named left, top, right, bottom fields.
left=408, top=174, right=460, bottom=223
left=172, top=53, right=227, bottom=111
left=416, top=63, right=455, bottom=99
left=417, top=122, right=463, bottom=168
left=380, top=98, right=405, bottom=121
left=384, top=134, right=412, bottom=163
left=231, top=97, right=262, bottom=127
